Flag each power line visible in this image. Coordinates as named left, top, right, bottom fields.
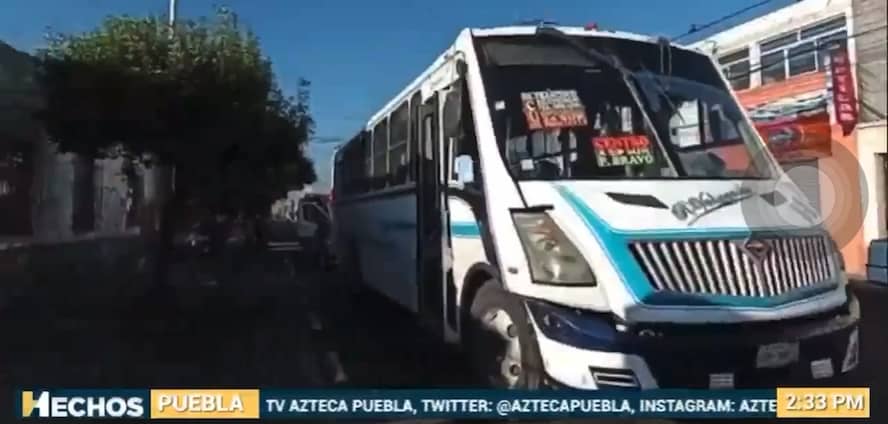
left=672, top=0, right=783, bottom=42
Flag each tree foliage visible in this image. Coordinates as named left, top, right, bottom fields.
left=35, top=7, right=316, bottom=214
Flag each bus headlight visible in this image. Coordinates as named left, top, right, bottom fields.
left=512, top=211, right=596, bottom=286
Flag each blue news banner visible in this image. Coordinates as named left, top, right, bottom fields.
left=259, top=390, right=777, bottom=419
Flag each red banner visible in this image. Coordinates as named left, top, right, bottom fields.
left=746, top=93, right=833, bottom=163
left=754, top=107, right=832, bottom=163
left=829, top=49, right=858, bottom=136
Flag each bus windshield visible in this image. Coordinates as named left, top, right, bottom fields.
left=475, top=35, right=775, bottom=181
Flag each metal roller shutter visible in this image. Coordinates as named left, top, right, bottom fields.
left=782, top=159, right=822, bottom=212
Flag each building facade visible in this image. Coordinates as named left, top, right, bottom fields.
left=1, top=40, right=160, bottom=245
left=693, top=0, right=885, bottom=277
left=851, top=0, right=887, bottom=257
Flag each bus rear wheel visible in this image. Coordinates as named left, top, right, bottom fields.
left=467, top=281, right=544, bottom=389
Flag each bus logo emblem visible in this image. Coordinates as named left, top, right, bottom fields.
left=741, top=238, right=772, bottom=264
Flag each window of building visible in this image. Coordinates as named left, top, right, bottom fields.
left=719, top=48, right=751, bottom=91
left=817, top=30, right=848, bottom=69
left=758, top=15, right=847, bottom=86
left=372, top=119, right=389, bottom=188
left=389, top=102, right=409, bottom=186
left=761, top=49, right=788, bottom=84
left=788, top=42, right=817, bottom=75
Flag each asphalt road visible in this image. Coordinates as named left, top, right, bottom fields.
left=1, top=257, right=885, bottom=423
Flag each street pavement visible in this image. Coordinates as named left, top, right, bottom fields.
left=1, top=256, right=885, bottom=423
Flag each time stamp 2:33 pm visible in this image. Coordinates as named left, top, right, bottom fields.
left=776, top=388, right=869, bottom=418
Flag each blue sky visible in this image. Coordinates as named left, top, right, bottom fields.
left=0, top=0, right=796, bottom=191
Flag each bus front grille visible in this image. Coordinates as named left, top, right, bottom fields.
left=628, top=235, right=835, bottom=297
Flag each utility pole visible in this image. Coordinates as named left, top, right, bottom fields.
left=168, top=0, right=177, bottom=28
left=168, top=0, right=177, bottom=191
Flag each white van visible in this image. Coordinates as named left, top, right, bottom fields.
left=331, top=25, right=860, bottom=390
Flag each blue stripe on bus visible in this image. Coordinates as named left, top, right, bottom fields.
left=451, top=221, right=481, bottom=238
left=553, top=184, right=837, bottom=308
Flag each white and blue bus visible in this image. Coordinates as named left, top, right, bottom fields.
left=331, top=24, right=860, bottom=390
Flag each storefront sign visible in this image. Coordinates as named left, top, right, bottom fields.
left=592, top=135, right=654, bottom=167
left=521, top=90, right=588, bottom=130
left=829, top=49, right=858, bottom=136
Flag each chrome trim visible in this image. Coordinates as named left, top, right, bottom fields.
left=629, top=235, right=835, bottom=297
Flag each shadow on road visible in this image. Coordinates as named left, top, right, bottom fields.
left=311, top=278, right=477, bottom=389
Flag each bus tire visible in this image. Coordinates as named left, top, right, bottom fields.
left=466, top=280, right=543, bottom=389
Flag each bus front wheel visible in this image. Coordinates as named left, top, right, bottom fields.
left=466, top=281, right=544, bottom=389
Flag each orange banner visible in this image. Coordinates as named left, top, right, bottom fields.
left=746, top=93, right=832, bottom=163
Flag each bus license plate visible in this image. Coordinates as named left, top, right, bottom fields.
left=756, top=342, right=800, bottom=369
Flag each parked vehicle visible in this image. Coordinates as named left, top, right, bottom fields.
left=264, top=195, right=334, bottom=269
left=296, top=195, right=334, bottom=268
left=331, top=24, right=859, bottom=390
left=867, top=238, right=887, bottom=285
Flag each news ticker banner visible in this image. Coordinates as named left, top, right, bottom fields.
left=18, top=388, right=870, bottom=420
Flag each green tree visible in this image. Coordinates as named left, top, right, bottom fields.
left=35, top=7, right=316, bottom=285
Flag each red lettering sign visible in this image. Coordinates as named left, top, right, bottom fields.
left=591, top=135, right=654, bottom=167
left=521, top=90, right=589, bottom=130
left=829, top=49, right=858, bottom=136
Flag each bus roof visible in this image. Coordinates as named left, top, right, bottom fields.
left=470, top=25, right=701, bottom=54
left=351, top=25, right=707, bottom=146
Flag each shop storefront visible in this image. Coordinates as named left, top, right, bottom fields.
left=857, top=121, right=888, bottom=254
left=695, top=0, right=873, bottom=276
left=735, top=57, right=867, bottom=276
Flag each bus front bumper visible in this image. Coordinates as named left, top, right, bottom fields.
left=525, top=292, right=860, bottom=390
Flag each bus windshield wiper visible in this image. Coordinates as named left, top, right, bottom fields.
left=533, top=26, right=679, bottom=175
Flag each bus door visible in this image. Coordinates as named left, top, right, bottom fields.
left=417, top=92, right=447, bottom=334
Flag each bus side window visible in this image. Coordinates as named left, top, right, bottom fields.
left=423, top=116, right=434, bottom=160
left=410, top=92, right=422, bottom=183
left=362, top=131, right=372, bottom=193
left=372, top=119, right=389, bottom=190
left=453, top=79, right=480, bottom=188
left=389, top=102, right=409, bottom=186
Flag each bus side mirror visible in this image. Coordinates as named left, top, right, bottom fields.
left=454, top=154, right=475, bottom=186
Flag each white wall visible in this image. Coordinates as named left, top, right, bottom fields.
left=93, top=156, right=133, bottom=233
left=858, top=121, right=888, bottom=244
left=29, top=134, right=145, bottom=240
left=30, top=134, right=75, bottom=240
